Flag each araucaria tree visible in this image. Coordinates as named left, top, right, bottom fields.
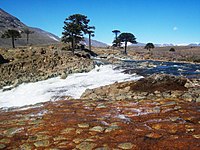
left=112, top=30, right=121, bottom=47
left=1, top=29, right=21, bottom=48
left=62, top=14, right=94, bottom=52
left=86, top=26, right=95, bottom=51
left=112, top=30, right=120, bottom=40
left=144, top=43, right=155, bottom=51
left=112, top=38, right=122, bottom=47
left=118, top=33, right=137, bottom=54
left=22, top=28, right=34, bottom=45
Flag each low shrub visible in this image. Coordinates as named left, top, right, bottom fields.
left=169, top=47, right=175, bottom=52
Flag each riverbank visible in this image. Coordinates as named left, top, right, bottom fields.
left=0, top=44, right=94, bottom=89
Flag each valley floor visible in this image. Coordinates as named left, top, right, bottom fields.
left=0, top=44, right=200, bottom=149
left=92, top=46, right=200, bottom=64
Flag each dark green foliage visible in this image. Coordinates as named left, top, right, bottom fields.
left=112, top=30, right=121, bottom=47
left=169, top=47, right=175, bottom=52
left=144, top=43, right=155, bottom=51
left=1, top=29, right=21, bottom=48
left=22, top=28, right=34, bottom=44
left=118, top=33, right=137, bottom=54
left=112, top=38, right=122, bottom=47
left=62, top=14, right=94, bottom=52
left=112, top=30, right=120, bottom=39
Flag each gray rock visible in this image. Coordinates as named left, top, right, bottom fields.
left=53, top=135, right=67, bottom=141
left=0, top=138, right=10, bottom=144
left=96, top=103, right=107, bottom=109
left=61, top=128, right=75, bottom=134
left=0, top=144, right=6, bottom=149
left=105, top=125, right=120, bottom=133
left=195, top=96, right=200, bottom=102
left=89, top=126, right=104, bottom=133
left=34, top=140, right=50, bottom=147
left=76, top=142, right=97, bottom=150
left=78, top=123, right=90, bottom=128
left=95, top=146, right=110, bottom=150
left=181, top=93, right=193, bottom=101
left=118, top=142, right=135, bottom=149
left=20, top=143, right=33, bottom=150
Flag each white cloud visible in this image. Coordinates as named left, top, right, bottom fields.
left=173, top=26, right=178, bottom=31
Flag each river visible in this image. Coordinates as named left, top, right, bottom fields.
left=0, top=60, right=199, bottom=109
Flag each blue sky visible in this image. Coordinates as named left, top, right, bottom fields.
left=0, top=0, right=200, bottom=44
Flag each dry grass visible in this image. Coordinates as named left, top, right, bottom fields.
left=128, top=46, right=200, bottom=63
left=92, top=46, right=200, bottom=63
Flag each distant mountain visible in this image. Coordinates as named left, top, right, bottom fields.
left=81, top=37, right=108, bottom=47
left=129, top=42, right=145, bottom=47
left=0, top=8, right=60, bottom=47
left=130, top=42, right=200, bottom=47
left=188, top=43, right=200, bottom=47
left=155, top=43, right=175, bottom=47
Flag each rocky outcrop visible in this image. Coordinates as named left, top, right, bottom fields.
left=0, top=46, right=94, bottom=89
left=74, top=49, right=98, bottom=59
left=81, top=74, right=200, bottom=102
left=128, top=74, right=187, bottom=92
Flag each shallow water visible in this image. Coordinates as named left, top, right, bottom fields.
left=120, top=60, right=200, bottom=78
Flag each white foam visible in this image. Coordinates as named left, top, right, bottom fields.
left=0, top=65, right=143, bottom=108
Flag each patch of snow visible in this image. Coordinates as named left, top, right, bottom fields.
left=175, top=43, right=188, bottom=46
left=47, top=34, right=59, bottom=41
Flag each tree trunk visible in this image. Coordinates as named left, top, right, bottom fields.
left=89, top=33, right=91, bottom=51
left=124, top=41, right=127, bottom=55
left=27, top=33, right=29, bottom=44
left=72, top=36, right=75, bottom=53
left=11, top=36, right=15, bottom=48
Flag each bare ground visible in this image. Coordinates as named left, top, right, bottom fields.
left=92, top=46, right=200, bottom=63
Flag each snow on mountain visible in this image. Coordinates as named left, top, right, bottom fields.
left=130, top=42, right=200, bottom=47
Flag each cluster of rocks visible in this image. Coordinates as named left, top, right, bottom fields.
left=81, top=74, right=200, bottom=102
left=0, top=46, right=94, bottom=89
left=0, top=95, right=199, bottom=149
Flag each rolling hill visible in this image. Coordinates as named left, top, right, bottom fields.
left=0, top=8, right=60, bottom=47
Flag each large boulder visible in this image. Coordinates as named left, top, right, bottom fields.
left=0, top=54, right=9, bottom=64
left=128, top=74, right=188, bottom=92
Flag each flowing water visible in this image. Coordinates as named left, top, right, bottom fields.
left=118, top=60, right=200, bottom=78
left=0, top=60, right=199, bottom=109
left=0, top=65, right=142, bottom=109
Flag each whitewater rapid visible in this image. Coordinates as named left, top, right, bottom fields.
left=0, top=65, right=142, bottom=108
